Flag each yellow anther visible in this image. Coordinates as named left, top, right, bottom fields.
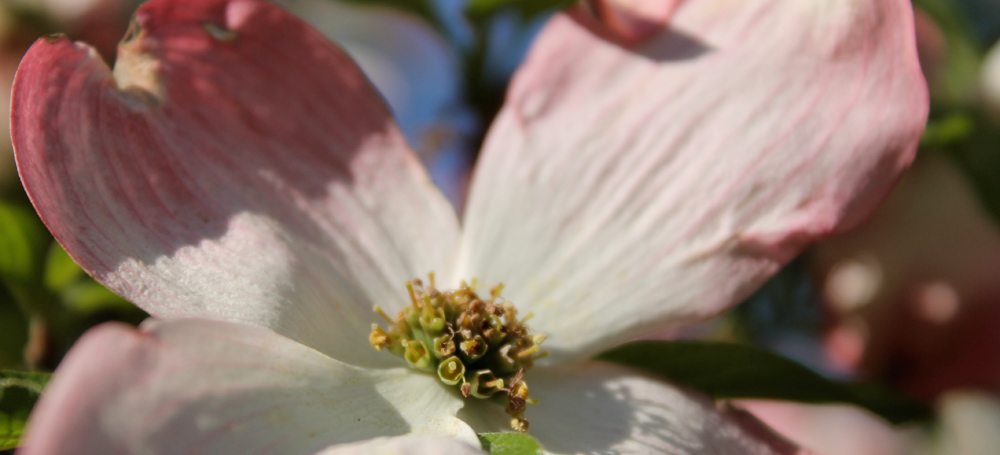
left=490, top=283, right=505, bottom=303
left=369, top=324, right=389, bottom=351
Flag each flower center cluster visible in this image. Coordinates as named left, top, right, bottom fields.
left=369, top=274, right=546, bottom=432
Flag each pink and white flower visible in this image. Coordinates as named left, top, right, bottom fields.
left=10, top=0, right=927, bottom=453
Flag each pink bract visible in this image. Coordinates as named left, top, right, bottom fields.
left=11, top=0, right=927, bottom=453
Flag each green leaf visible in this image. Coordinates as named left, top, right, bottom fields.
left=920, top=113, right=976, bottom=147
left=0, top=202, right=48, bottom=292
left=478, top=432, right=543, bottom=455
left=0, top=294, right=28, bottom=369
left=466, top=0, right=573, bottom=21
left=0, top=370, right=51, bottom=450
left=911, top=0, right=985, bottom=105
left=59, top=281, right=133, bottom=315
left=597, top=341, right=931, bottom=425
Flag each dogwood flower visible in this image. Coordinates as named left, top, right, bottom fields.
left=11, top=0, right=927, bottom=453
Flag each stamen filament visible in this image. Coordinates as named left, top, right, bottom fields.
left=373, top=305, right=394, bottom=324
left=516, top=345, right=540, bottom=359
left=406, top=281, right=418, bottom=306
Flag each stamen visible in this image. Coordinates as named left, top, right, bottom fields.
left=460, top=335, right=487, bottom=361
left=404, top=340, right=433, bottom=371
left=516, top=345, right=540, bottom=359
left=406, top=282, right=418, bottom=306
left=470, top=370, right=504, bottom=398
left=369, top=324, right=389, bottom=351
left=374, top=306, right=395, bottom=324
left=368, top=274, right=546, bottom=432
left=506, top=369, right=531, bottom=433
left=433, top=335, right=456, bottom=358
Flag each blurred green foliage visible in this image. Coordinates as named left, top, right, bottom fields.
left=0, top=202, right=48, bottom=307
left=0, top=370, right=50, bottom=451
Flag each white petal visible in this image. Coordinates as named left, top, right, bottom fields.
left=457, top=0, right=928, bottom=362
left=318, top=437, right=484, bottom=455
left=933, top=391, right=1000, bottom=455
left=12, top=0, right=459, bottom=367
left=20, top=319, right=476, bottom=455
left=736, top=400, right=915, bottom=455
left=458, top=362, right=805, bottom=455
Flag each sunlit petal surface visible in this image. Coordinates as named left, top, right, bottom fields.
left=459, top=0, right=928, bottom=363
left=19, top=319, right=477, bottom=455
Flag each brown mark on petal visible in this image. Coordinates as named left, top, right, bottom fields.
left=204, top=22, right=238, bottom=42
left=43, top=33, right=68, bottom=43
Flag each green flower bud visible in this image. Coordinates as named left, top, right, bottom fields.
left=469, top=369, right=504, bottom=398
left=459, top=335, right=487, bottom=362
left=403, top=340, right=433, bottom=371
left=437, top=356, right=466, bottom=385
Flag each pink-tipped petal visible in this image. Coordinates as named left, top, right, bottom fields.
left=19, top=320, right=476, bottom=455
left=11, top=0, right=459, bottom=367
left=574, top=0, right=681, bottom=44
left=457, top=0, right=928, bottom=363
left=459, top=362, right=808, bottom=455
left=736, top=400, right=915, bottom=455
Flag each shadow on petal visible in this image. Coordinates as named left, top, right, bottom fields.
left=568, top=7, right=713, bottom=62
left=458, top=361, right=798, bottom=454
left=21, top=320, right=427, bottom=455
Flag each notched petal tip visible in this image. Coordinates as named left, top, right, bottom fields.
left=42, top=33, right=69, bottom=43
left=571, top=0, right=680, bottom=45
left=111, top=19, right=166, bottom=105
